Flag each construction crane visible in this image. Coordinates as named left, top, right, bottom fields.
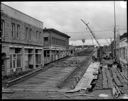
left=81, top=19, right=101, bottom=47
left=81, top=19, right=104, bottom=62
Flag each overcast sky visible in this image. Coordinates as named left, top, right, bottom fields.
left=2, top=1, right=127, bottom=45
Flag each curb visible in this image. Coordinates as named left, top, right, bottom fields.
left=5, top=68, right=43, bottom=87
left=4, top=56, right=70, bottom=88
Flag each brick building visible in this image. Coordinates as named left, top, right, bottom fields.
left=1, top=3, right=44, bottom=76
left=43, top=28, right=70, bottom=64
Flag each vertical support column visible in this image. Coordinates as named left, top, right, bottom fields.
left=41, top=47, right=44, bottom=67
left=4, top=45, right=10, bottom=76
left=22, top=47, right=25, bottom=71
left=50, top=50, right=52, bottom=62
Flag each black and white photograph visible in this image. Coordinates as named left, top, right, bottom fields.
left=1, top=0, right=128, bottom=99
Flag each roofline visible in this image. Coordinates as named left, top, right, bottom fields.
left=43, top=28, right=70, bottom=38
left=1, top=3, right=43, bottom=24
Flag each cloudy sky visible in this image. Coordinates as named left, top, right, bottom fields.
left=2, top=1, right=127, bottom=46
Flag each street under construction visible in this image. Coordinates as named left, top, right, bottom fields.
left=2, top=1, right=127, bottom=100
left=2, top=47, right=128, bottom=99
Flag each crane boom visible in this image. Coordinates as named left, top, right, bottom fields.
left=81, top=19, right=101, bottom=46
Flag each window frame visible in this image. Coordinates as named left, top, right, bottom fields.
left=1, top=19, right=5, bottom=37
left=17, top=24, right=20, bottom=39
left=12, top=23, right=15, bottom=39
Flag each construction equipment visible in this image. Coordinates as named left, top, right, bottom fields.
left=81, top=19, right=101, bottom=47
left=81, top=19, right=103, bottom=61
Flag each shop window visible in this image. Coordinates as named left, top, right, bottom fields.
left=47, top=51, right=50, bottom=57
left=36, top=54, right=41, bottom=65
left=44, top=51, right=47, bottom=57
left=17, top=54, right=22, bottom=68
left=44, top=50, right=50, bottom=57
left=10, top=54, right=13, bottom=69
left=44, top=37, right=48, bottom=42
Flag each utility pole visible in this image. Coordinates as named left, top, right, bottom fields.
left=114, top=0, right=116, bottom=59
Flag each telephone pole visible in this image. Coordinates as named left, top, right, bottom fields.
left=114, top=0, right=116, bottom=59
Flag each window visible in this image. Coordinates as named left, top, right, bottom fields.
left=44, top=37, right=48, bottom=42
left=44, top=50, right=50, bottom=57
left=17, top=24, right=20, bottom=38
left=25, top=27, right=28, bottom=40
left=1, top=20, right=5, bottom=37
left=52, top=37, right=55, bottom=44
left=12, top=23, right=15, bottom=38
left=36, top=31, right=38, bottom=40
left=29, top=28, right=32, bottom=40
left=39, top=32, right=41, bottom=41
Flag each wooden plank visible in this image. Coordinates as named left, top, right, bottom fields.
left=94, top=73, right=103, bottom=90
left=106, top=69, right=113, bottom=88
left=113, top=67, right=127, bottom=84
left=102, top=68, right=108, bottom=89
left=111, top=68, right=123, bottom=87
left=116, top=69, right=128, bottom=83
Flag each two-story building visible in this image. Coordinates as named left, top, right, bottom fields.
left=1, top=3, right=44, bottom=76
left=43, top=28, right=70, bottom=64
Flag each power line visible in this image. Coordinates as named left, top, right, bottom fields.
left=65, top=28, right=126, bottom=33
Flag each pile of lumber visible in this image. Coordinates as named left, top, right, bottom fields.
left=101, top=65, right=125, bottom=98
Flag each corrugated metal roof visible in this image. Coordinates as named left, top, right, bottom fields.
left=1, top=3, right=43, bottom=29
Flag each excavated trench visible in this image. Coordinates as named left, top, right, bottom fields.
left=57, top=49, right=96, bottom=91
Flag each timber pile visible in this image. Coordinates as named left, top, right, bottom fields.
left=115, top=68, right=128, bottom=84
left=111, top=67, right=123, bottom=87
left=101, top=64, right=125, bottom=98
